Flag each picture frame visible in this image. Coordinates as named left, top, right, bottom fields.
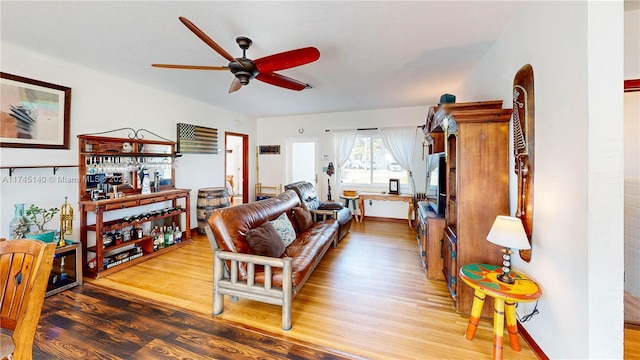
left=1, top=72, right=71, bottom=149
left=389, top=178, right=400, bottom=195
left=258, top=145, right=281, bottom=155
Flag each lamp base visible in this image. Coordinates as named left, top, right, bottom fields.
left=496, top=272, right=515, bottom=284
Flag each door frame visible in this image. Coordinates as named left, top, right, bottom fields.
left=225, top=132, right=249, bottom=204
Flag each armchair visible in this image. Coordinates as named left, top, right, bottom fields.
left=284, top=181, right=352, bottom=241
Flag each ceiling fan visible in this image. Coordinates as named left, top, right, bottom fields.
left=152, top=17, right=320, bottom=93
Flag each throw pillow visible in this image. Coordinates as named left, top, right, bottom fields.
left=270, top=212, right=297, bottom=247
left=246, top=222, right=285, bottom=257
left=318, top=202, right=343, bottom=210
left=292, top=206, right=314, bottom=233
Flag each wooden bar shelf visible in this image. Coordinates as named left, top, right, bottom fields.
left=77, top=134, right=191, bottom=279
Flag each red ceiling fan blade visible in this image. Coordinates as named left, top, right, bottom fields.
left=255, top=72, right=312, bottom=91
left=178, top=16, right=235, bottom=62
left=254, top=47, right=320, bottom=73
left=152, top=64, right=228, bottom=71
left=228, top=78, right=242, bottom=93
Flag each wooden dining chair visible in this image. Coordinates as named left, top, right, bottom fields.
left=1, top=239, right=55, bottom=360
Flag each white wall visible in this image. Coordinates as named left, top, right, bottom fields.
left=624, top=8, right=640, bottom=300
left=456, top=2, right=624, bottom=358
left=257, top=107, right=428, bottom=220
left=0, top=43, right=257, bottom=239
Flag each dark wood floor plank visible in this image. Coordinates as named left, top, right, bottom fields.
left=131, top=338, right=212, bottom=360
left=34, top=323, right=126, bottom=360
left=36, top=284, right=350, bottom=360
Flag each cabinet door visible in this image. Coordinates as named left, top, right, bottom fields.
left=442, top=227, right=457, bottom=300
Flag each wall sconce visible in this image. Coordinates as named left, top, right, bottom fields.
left=486, top=216, right=531, bottom=284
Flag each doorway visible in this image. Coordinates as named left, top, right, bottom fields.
left=286, top=136, right=318, bottom=189
left=225, top=132, right=249, bottom=204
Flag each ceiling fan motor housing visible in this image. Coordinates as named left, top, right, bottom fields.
left=229, top=58, right=258, bottom=85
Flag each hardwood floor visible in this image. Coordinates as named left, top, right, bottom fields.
left=36, top=284, right=354, bottom=359
left=38, top=218, right=639, bottom=359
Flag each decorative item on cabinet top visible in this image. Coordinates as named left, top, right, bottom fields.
left=77, top=128, right=179, bottom=201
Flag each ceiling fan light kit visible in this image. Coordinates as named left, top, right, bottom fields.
left=152, top=17, right=320, bottom=94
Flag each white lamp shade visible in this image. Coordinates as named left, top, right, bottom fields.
left=486, top=215, right=531, bottom=250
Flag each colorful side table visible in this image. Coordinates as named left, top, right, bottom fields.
left=459, top=263, right=541, bottom=360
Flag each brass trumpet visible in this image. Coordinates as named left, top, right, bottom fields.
left=59, top=197, right=73, bottom=247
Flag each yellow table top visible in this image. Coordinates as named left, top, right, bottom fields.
left=459, top=263, right=541, bottom=302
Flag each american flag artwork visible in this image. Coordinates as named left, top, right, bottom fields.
left=177, top=123, right=218, bottom=154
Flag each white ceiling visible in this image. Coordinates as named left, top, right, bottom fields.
left=1, top=1, right=531, bottom=118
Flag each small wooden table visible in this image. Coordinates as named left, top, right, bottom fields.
left=459, top=263, right=541, bottom=360
left=339, top=194, right=360, bottom=222
left=357, top=192, right=414, bottom=228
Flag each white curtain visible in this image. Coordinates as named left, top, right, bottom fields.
left=332, top=129, right=357, bottom=194
left=378, top=126, right=418, bottom=195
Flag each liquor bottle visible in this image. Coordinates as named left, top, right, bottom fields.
left=163, top=226, right=173, bottom=247
left=152, top=226, right=160, bottom=252
left=173, top=224, right=181, bottom=243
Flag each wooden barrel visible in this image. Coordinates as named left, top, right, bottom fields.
left=197, top=187, right=230, bottom=234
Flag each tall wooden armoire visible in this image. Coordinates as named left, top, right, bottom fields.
left=432, top=100, right=512, bottom=318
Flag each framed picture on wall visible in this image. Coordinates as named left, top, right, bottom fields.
left=258, top=145, right=280, bottom=155
left=0, top=72, right=71, bottom=149
left=389, top=178, right=400, bottom=195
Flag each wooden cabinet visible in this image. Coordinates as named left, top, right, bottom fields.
left=77, top=135, right=191, bottom=279
left=432, top=100, right=512, bottom=317
left=46, top=242, right=83, bottom=297
left=416, top=202, right=446, bottom=280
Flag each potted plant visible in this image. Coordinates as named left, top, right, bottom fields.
left=25, top=204, right=59, bottom=242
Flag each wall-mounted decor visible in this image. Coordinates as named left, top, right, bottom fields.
left=177, top=123, right=218, bottom=154
left=0, top=72, right=71, bottom=149
left=258, top=145, right=280, bottom=155
left=512, top=64, right=535, bottom=262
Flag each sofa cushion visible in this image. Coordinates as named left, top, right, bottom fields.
left=292, top=206, right=314, bottom=233
left=245, top=221, right=286, bottom=257
left=271, top=212, right=297, bottom=247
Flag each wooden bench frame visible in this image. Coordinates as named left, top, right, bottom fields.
left=205, top=225, right=337, bottom=330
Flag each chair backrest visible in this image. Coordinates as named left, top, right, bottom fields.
left=284, top=181, right=321, bottom=210
left=1, top=239, right=55, bottom=359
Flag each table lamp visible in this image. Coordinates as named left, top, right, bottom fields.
left=486, top=215, right=531, bottom=284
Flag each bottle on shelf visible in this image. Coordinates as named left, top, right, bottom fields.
left=152, top=226, right=160, bottom=252
left=173, top=223, right=181, bottom=243
left=164, top=225, right=174, bottom=247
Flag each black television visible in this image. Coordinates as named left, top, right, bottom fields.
left=426, top=152, right=446, bottom=215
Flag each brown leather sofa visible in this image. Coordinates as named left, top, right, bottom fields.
left=284, top=181, right=353, bottom=241
left=206, top=189, right=338, bottom=330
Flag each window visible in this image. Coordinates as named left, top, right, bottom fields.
left=341, top=134, right=407, bottom=185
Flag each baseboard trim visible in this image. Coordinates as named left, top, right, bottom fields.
left=518, top=322, right=548, bottom=360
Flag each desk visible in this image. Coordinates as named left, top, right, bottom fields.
left=339, top=194, right=360, bottom=222
left=357, top=192, right=414, bottom=228
left=459, top=264, right=541, bottom=360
